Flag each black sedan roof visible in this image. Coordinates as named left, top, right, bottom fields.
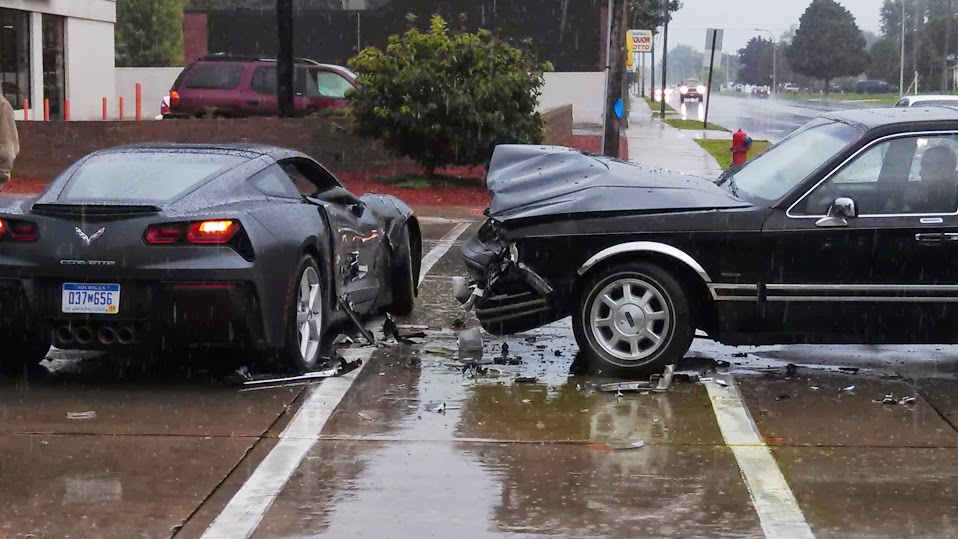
left=823, top=105, right=958, bottom=130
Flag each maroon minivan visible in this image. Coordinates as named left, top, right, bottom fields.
left=166, top=54, right=359, bottom=118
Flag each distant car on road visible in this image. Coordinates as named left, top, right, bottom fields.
left=856, top=80, right=896, bottom=94
left=0, top=144, right=422, bottom=374
left=751, top=86, right=770, bottom=98
left=781, top=83, right=801, bottom=93
left=894, top=95, right=958, bottom=107
left=679, top=79, right=706, bottom=103
left=459, top=106, right=958, bottom=375
left=165, top=53, right=359, bottom=118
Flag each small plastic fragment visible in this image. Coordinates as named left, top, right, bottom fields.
left=841, top=385, right=856, bottom=392
left=66, top=411, right=96, bottom=420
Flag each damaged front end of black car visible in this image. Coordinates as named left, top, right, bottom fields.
left=454, top=144, right=753, bottom=376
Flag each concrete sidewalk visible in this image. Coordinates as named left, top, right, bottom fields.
left=625, top=97, right=725, bottom=179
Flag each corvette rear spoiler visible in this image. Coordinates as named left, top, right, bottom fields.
left=31, top=203, right=162, bottom=217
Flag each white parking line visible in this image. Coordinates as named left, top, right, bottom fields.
left=419, top=222, right=470, bottom=286
left=705, top=379, right=815, bottom=539
left=200, top=222, right=471, bottom=539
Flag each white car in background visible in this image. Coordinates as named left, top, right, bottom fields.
left=894, top=95, right=958, bottom=107
left=155, top=95, right=170, bottom=120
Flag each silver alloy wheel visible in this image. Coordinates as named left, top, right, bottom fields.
left=589, top=277, right=671, bottom=363
left=296, top=266, right=323, bottom=363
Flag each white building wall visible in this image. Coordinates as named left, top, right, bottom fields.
left=0, top=0, right=116, bottom=21
left=65, top=16, right=116, bottom=120
left=538, top=72, right=606, bottom=126
left=116, top=67, right=182, bottom=120
left=0, top=0, right=116, bottom=120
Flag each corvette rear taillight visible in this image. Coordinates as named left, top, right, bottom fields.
left=145, top=224, right=184, bottom=244
left=0, top=219, right=38, bottom=242
left=187, top=220, right=239, bottom=244
left=145, top=220, right=240, bottom=245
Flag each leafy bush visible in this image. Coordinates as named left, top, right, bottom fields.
left=348, top=15, right=551, bottom=177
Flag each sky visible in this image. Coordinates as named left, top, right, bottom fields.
left=654, top=0, right=884, bottom=57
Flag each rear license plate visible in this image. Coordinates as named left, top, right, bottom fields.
left=61, top=283, right=121, bottom=315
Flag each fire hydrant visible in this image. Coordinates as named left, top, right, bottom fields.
left=731, top=129, right=753, bottom=167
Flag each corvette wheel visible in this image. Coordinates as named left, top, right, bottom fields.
left=573, top=262, right=693, bottom=376
left=387, top=226, right=417, bottom=316
left=278, top=255, right=327, bottom=374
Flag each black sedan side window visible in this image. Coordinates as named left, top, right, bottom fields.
left=794, top=134, right=958, bottom=217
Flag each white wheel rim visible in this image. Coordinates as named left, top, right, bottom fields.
left=296, top=266, right=322, bottom=363
left=589, top=277, right=671, bottom=364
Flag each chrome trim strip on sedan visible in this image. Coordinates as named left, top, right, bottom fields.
left=708, top=284, right=759, bottom=301
left=766, top=296, right=958, bottom=303
left=577, top=242, right=713, bottom=283
left=765, top=284, right=958, bottom=292
left=786, top=130, right=958, bottom=220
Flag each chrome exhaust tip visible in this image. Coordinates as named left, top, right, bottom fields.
left=97, top=326, right=117, bottom=345
left=74, top=326, right=94, bottom=345
left=116, top=327, right=135, bottom=345
left=55, top=325, right=74, bottom=343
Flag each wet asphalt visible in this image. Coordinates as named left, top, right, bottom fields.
left=3, top=217, right=958, bottom=538
left=673, top=93, right=881, bottom=143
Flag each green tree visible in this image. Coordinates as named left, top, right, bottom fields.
left=737, top=37, right=775, bottom=85
left=116, top=0, right=185, bottom=67
left=666, top=45, right=703, bottom=83
left=629, top=0, right=682, bottom=29
left=786, top=0, right=870, bottom=94
left=348, top=15, right=550, bottom=177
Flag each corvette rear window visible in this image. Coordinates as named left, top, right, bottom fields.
left=59, top=152, right=246, bottom=202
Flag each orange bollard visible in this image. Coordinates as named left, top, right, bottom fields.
left=43, top=99, right=50, bottom=121
left=64, top=99, right=70, bottom=121
left=119, top=97, right=124, bottom=120
left=102, top=98, right=107, bottom=120
left=135, top=83, right=142, bottom=121
left=22, top=99, right=28, bottom=121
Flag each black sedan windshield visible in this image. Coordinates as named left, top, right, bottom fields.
left=721, top=119, right=864, bottom=204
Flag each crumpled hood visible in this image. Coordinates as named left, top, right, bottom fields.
left=485, top=145, right=750, bottom=223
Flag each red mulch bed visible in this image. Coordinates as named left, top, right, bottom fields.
left=1, top=135, right=629, bottom=208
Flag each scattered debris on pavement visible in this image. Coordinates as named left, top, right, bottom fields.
left=66, top=411, right=97, bottom=420
left=600, top=365, right=675, bottom=393
left=715, top=379, right=729, bottom=387
left=764, top=436, right=784, bottom=446
left=785, top=363, right=799, bottom=377
left=875, top=394, right=918, bottom=405
left=839, top=367, right=860, bottom=375
left=382, top=315, right=426, bottom=344
left=234, top=355, right=364, bottom=389
left=457, top=327, right=483, bottom=360
left=776, top=394, right=791, bottom=401
left=841, top=385, right=857, bottom=393
left=515, top=376, right=538, bottom=384
left=587, top=440, right=646, bottom=452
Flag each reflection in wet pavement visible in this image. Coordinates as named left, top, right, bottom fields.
left=6, top=218, right=958, bottom=537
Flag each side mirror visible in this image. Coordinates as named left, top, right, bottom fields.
left=815, top=197, right=857, bottom=228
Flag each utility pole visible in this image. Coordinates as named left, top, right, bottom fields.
left=900, top=0, right=906, bottom=97
left=277, top=0, right=295, bottom=117
left=660, top=3, right=669, bottom=118
left=602, top=0, right=626, bottom=157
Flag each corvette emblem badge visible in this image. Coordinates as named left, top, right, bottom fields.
left=76, top=227, right=106, bottom=246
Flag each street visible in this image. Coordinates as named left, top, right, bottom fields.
left=3, top=214, right=958, bottom=539
left=667, top=93, right=879, bottom=143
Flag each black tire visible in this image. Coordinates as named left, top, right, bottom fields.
left=2, top=330, right=52, bottom=376
left=275, top=254, right=328, bottom=374
left=573, top=262, right=693, bottom=377
left=388, top=226, right=417, bottom=316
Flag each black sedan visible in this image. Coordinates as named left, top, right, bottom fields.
left=459, top=106, right=958, bottom=375
left=0, top=143, right=422, bottom=373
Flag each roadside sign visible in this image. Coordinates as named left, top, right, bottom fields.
left=703, top=28, right=724, bottom=68
left=629, top=30, right=653, bottom=53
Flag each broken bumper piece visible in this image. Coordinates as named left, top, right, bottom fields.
left=457, top=221, right=562, bottom=335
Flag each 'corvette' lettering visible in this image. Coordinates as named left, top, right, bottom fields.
left=60, top=260, right=117, bottom=266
